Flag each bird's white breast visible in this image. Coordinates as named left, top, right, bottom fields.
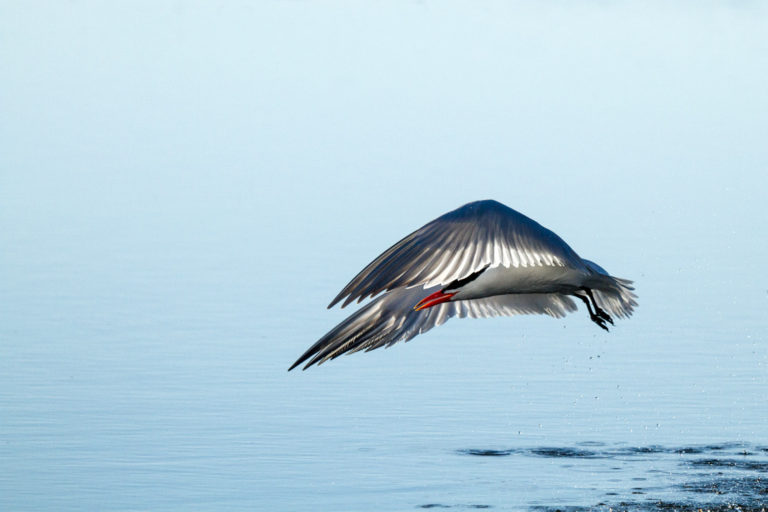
left=451, top=264, right=589, bottom=300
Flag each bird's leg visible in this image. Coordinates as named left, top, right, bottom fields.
left=581, top=288, right=614, bottom=326
left=572, top=292, right=609, bottom=331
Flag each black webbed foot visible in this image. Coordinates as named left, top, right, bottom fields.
left=595, top=306, right=614, bottom=326
left=590, top=313, right=610, bottom=331
left=573, top=289, right=613, bottom=331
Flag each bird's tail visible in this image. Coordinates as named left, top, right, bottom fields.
left=582, top=259, right=638, bottom=319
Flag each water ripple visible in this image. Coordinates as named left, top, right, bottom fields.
left=457, top=442, right=768, bottom=511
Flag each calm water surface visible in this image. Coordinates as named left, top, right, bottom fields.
left=1, top=216, right=766, bottom=511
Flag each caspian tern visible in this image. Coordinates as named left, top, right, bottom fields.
left=289, top=200, right=637, bottom=371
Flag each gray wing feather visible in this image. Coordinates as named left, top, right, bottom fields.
left=290, top=285, right=578, bottom=370
left=329, top=200, right=586, bottom=308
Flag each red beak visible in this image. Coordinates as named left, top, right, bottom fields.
left=413, top=290, right=455, bottom=311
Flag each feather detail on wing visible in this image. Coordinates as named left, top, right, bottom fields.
left=329, top=200, right=586, bottom=309
left=290, top=286, right=578, bottom=371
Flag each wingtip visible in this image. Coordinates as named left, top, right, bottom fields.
left=288, top=361, right=314, bottom=371
left=327, top=295, right=348, bottom=309
left=288, top=354, right=310, bottom=371
left=288, top=348, right=324, bottom=371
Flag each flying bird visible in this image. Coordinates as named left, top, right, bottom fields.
left=289, top=200, right=637, bottom=371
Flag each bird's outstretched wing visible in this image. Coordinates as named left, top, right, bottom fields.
left=329, top=200, right=586, bottom=308
left=291, top=285, right=577, bottom=370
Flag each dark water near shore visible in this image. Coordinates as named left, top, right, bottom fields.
left=457, top=443, right=768, bottom=511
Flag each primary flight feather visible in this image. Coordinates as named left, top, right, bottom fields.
left=290, top=200, right=637, bottom=371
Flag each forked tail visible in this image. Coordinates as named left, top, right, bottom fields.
left=582, top=259, right=638, bottom=320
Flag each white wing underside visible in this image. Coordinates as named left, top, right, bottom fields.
left=291, top=285, right=577, bottom=370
